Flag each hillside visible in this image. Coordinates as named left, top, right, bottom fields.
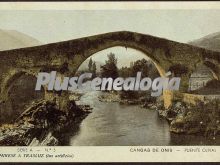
left=0, top=29, right=42, bottom=51
left=188, top=31, right=220, bottom=52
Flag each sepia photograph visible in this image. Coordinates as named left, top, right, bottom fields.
left=0, top=1, right=220, bottom=162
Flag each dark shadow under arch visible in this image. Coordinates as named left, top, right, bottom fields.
left=0, top=71, right=45, bottom=123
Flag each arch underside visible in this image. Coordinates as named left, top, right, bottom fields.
left=1, top=70, right=45, bottom=101
left=74, top=44, right=174, bottom=108
left=74, top=43, right=168, bottom=77
left=203, top=61, right=220, bottom=80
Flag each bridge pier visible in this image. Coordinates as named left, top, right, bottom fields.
left=163, top=90, right=174, bottom=109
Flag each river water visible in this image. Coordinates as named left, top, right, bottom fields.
left=70, top=91, right=220, bottom=146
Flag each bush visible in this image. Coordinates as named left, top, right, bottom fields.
left=169, top=99, right=220, bottom=136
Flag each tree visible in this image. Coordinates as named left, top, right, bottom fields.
left=92, top=61, right=97, bottom=77
left=101, top=53, right=118, bottom=79
left=118, top=66, right=131, bottom=78
left=118, top=58, right=159, bottom=101
left=131, top=58, right=149, bottom=77
left=88, top=58, right=93, bottom=72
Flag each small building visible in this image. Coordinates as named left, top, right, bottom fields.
left=188, top=65, right=214, bottom=91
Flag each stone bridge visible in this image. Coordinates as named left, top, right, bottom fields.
left=0, top=31, right=220, bottom=120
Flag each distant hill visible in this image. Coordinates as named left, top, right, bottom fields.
left=188, top=31, right=220, bottom=52
left=0, top=29, right=42, bottom=51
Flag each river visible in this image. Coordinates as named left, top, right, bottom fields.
left=69, top=91, right=220, bottom=146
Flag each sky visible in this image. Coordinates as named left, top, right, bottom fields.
left=1, top=10, right=220, bottom=67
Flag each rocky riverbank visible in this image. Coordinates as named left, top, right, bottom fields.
left=98, top=91, right=155, bottom=105
left=139, top=97, right=220, bottom=138
left=157, top=100, right=220, bottom=138
left=98, top=91, right=220, bottom=138
left=0, top=96, right=92, bottom=146
left=98, top=92, right=120, bottom=102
